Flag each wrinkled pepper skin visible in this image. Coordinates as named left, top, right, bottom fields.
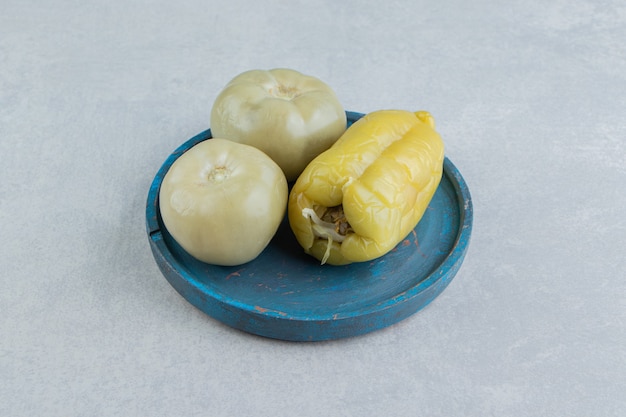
left=288, top=110, right=445, bottom=265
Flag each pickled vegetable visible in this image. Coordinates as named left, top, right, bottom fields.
left=288, top=110, right=444, bottom=265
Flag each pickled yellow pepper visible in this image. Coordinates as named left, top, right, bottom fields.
left=288, top=110, right=445, bottom=265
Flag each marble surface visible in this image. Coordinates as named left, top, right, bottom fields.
left=2, top=0, right=625, bottom=415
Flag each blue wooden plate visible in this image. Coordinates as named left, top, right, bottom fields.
left=146, top=111, right=473, bottom=341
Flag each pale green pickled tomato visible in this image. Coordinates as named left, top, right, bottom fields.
left=159, top=138, right=288, bottom=266
left=210, top=68, right=347, bottom=181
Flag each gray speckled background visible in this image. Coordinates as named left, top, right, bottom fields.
left=2, top=1, right=625, bottom=416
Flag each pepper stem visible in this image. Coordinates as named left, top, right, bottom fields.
left=414, top=111, right=435, bottom=129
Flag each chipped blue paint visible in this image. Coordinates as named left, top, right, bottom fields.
left=146, top=111, right=473, bottom=341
